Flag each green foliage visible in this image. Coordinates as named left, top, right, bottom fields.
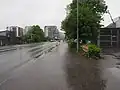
left=79, top=46, right=83, bottom=51
left=23, top=25, right=45, bottom=43
left=61, top=0, right=107, bottom=42
left=68, top=39, right=77, bottom=48
left=86, top=44, right=101, bottom=57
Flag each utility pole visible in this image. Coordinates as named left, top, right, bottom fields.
left=77, top=0, right=79, bottom=52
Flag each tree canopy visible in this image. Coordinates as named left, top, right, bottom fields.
left=61, top=0, right=107, bottom=42
left=23, top=25, right=45, bottom=43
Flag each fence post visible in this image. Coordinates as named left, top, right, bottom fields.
left=97, top=29, right=100, bottom=47
left=117, top=29, right=120, bottom=48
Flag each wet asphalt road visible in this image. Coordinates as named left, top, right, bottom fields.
left=0, top=42, right=120, bottom=90
left=0, top=42, right=55, bottom=85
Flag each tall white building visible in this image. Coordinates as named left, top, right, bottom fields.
left=24, top=26, right=32, bottom=35
left=44, top=26, right=59, bottom=39
left=6, top=26, right=23, bottom=37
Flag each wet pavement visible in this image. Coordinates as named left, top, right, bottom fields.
left=0, top=42, right=120, bottom=90
left=0, top=42, right=56, bottom=85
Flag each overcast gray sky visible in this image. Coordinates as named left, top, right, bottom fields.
left=0, top=0, right=71, bottom=30
left=103, top=0, right=120, bottom=26
left=0, top=0, right=119, bottom=30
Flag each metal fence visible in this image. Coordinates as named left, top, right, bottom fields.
left=98, top=28, right=120, bottom=48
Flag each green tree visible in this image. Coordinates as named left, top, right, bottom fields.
left=61, top=0, right=107, bottom=43
left=24, top=25, right=45, bottom=43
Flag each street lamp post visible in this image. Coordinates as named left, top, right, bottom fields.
left=77, top=0, right=79, bottom=52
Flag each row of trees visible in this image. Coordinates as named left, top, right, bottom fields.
left=23, top=25, right=45, bottom=43
left=61, top=0, right=107, bottom=44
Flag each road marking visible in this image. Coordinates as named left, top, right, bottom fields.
left=0, top=77, right=11, bottom=86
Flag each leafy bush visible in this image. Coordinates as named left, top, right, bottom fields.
left=68, top=39, right=76, bottom=49
left=86, top=44, right=101, bottom=58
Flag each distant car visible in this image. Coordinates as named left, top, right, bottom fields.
left=50, top=40, right=53, bottom=42
left=50, top=40, right=55, bottom=42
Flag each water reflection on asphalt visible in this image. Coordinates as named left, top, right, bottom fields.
left=60, top=43, right=120, bottom=90
left=64, top=49, right=107, bottom=90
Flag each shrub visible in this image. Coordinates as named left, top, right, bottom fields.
left=68, top=39, right=76, bottom=49
left=86, top=44, right=101, bottom=58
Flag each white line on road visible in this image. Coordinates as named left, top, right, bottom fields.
left=0, top=78, right=10, bottom=86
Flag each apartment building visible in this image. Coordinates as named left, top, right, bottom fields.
left=5, top=26, right=24, bottom=44
left=44, top=26, right=59, bottom=40
left=24, top=26, right=32, bottom=35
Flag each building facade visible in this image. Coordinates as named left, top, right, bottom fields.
left=98, top=28, right=120, bottom=48
left=24, top=26, right=32, bottom=35
left=6, top=26, right=23, bottom=37
left=44, top=26, right=59, bottom=40
left=98, top=16, right=120, bottom=48
left=5, top=26, right=24, bottom=45
left=0, top=30, right=10, bottom=46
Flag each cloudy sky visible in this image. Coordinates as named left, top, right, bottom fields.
left=0, top=0, right=119, bottom=30
left=103, top=0, right=120, bottom=26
